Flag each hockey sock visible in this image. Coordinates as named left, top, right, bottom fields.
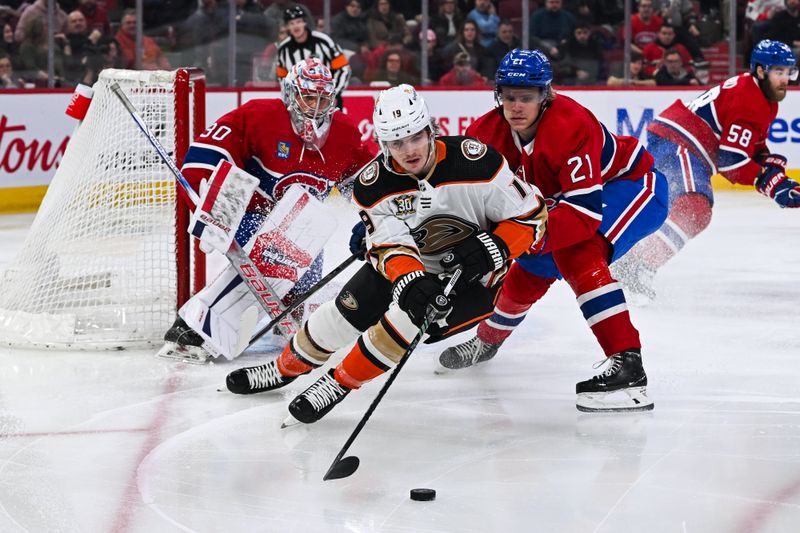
left=477, top=263, right=555, bottom=345
left=276, top=336, right=320, bottom=377
left=556, top=234, right=641, bottom=356
left=637, top=193, right=712, bottom=269
left=335, top=316, right=410, bottom=389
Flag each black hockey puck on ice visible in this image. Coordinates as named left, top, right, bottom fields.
left=410, top=488, right=436, bottom=501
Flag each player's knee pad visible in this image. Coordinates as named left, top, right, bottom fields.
left=555, top=235, right=615, bottom=295
left=669, top=193, right=712, bottom=238
left=303, top=300, right=362, bottom=356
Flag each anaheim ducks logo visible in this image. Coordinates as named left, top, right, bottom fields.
left=359, top=161, right=380, bottom=186
left=410, top=216, right=478, bottom=255
left=339, top=290, right=359, bottom=310
left=461, top=139, right=487, bottom=161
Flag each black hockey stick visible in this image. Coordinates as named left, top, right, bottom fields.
left=110, top=83, right=298, bottom=336
left=323, top=269, right=462, bottom=481
left=246, top=253, right=359, bottom=346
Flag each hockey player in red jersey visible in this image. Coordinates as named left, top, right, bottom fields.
left=438, top=49, right=669, bottom=412
left=225, top=84, right=547, bottom=425
left=615, top=39, right=800, bottom=300
left=159, top=58, right=375, bottom=362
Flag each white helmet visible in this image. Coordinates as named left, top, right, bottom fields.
left=372, top=84, right=435, bottom=170
left=281, top=57, right=336, bottom=158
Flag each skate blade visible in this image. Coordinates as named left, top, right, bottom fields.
left=156, top=342, right=210, bottom=365
left=576, top=387, right=654, bottom=412
left=433, top=360, right=453, bottom=375
left=281, top=413, right=302, bottom=429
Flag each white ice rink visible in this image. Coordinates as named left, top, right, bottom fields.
left=0, top=192, right=798, bottom=533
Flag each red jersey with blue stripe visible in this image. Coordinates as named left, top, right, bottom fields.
left=466, top=94, right=653, bottom=253
left=181, top=98, right=376, bottom=210
left=647, top=73, right=777, bottom=185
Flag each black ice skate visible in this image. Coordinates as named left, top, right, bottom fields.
left=436, top=335, right=500, bottom=374
left=575, top=349, right=654, bottom=412
left=157, top=317, right=213, bottom=364
left=226, top=359, right=302, bottom=394
left=283, top=369, right=351, bottom=425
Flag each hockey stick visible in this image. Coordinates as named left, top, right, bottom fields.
left=323, top=268, right=462, bottom=481
left=110, top=83, right=297, bottom=336
left=247, top=252, right=359, bottom=346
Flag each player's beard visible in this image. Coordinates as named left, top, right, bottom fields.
left=760, top=77, right=788, bottom=102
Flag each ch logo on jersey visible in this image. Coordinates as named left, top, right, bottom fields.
left=461, top=139, right=487, bottom=161
left=271, top=171, right=331, bottom=201
left=411, top=215, right=478, bottom=255
left=339, top=290, right=359, bottom=311
left=359, top=161, right=380, bottom=186
left=393, top=194, right=416, bottom=216
left=277, top=141, right=291, bottom=159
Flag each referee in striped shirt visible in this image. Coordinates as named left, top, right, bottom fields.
left=277, top=6, right=351, bottom=108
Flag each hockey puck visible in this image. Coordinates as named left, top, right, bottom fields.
left=410, top=488, right=436, bottom=501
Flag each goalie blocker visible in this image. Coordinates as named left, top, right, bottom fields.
left=159, top=181, right=339, bottom=362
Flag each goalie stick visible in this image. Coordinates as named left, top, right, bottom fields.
left=110, top=83, right=297, bottom=337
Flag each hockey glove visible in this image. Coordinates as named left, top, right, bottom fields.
left=440, top=231, right=509, bottom=286
left=755, top=157, right=800, bottom=208
left=392, top=271, right=453, bottom=329
left=349, top=222, right=367, bottom=260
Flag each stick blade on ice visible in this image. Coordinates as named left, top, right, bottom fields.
left=323, top=456, right=360, bottom=480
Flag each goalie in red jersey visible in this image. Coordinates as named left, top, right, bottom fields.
left=437, top=49, right=669, bottom=412
left=158, top=58, right=375, bottom=363
left=615, top=39, right=800, bottom=300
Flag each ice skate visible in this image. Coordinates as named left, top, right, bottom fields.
left=576, top=349, right=654, bottom=412
left=226, top=359, right=302, bottom=394
left=286, top=369, right=351, bottom=424
left=157, top=317, right=213, bottom=364
left=436, top=335, right=500, bottom=374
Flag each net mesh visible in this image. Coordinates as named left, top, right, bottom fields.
left=0, top=69, right=185, bottom=349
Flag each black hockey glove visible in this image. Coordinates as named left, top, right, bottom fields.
left=440, top=231, right=509, bottom=286
left=755, top=154, right=800, bottom=208
left=392, top=271, right=453, bottom=329
left=349, top=222, right=367, bottom=260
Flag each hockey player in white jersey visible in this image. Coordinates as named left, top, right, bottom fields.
left=225, top=85, right=548, bottom=425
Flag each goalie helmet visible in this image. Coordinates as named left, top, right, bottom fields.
left=750, top=39, right=798, bottom=80
left=281, top=57, right=336, bottom=156
left=372, top=84, right=435, bottom=171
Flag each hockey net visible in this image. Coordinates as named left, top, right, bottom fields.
left=0, top=68, right=206, bottom=349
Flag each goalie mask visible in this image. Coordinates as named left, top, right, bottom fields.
left=281, top=58, right=336, bottom=158
left=372, top=84, right=436, bottom=173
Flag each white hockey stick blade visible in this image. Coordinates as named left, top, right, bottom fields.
left=156, top=341, right=211, bottom=365
left=576, top=387, right=654, bottom=412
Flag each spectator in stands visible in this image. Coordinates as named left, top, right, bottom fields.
left=0, top=51, right=24, bottom=88
left=558, top=21, right=605, bottom=85
left=59, top=10, right=102, bottom=86
left=265, top=0, right=313, bottom=39
left=254, top=24, right=287, bottom=83
left=747, top=0, right=785, bottom=46
left=176, top=0, right=227, bottom=77
left=2, top=23, right=18, bottom=57
left=115, top=9, right=171, bottom=70
left=654, top=0, right=703, bottom=59
left=768, top=0, right=800, bottom=51
left=530, top=0, right=576, bottom=55
left=331, top=0, right=368, bottom=53
left=438, top=49, right=488, bottom=85
left=443, top=19, right=494, bottom=78
left=16, top=17, right=65, bottom=86
left=14, top=0, right=68, bottom=43
left=654, top=47, right=698, bottom=85
left=361, top=34, right=418, bottom=83
left=80, top=35, right=120, bottom=85
left=607, top=50, right=656, bottom=85
left=624, top=0, right=663, bottom=54
left=414, top=27, right=449, bottom=83
left=467, top=0, right=500, bottom=48
left=367, top=0, right=408, bottom=48
left=368, top=49, right=419, bottom=86
left=487, top=19, right=521, bottom=67
left=78, top=0, right=110, bottom=36
left=642, top=23, right=692, bottom=75
left=431, top=0, right=464, bottom=47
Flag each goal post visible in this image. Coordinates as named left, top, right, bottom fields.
left=0, top=68, right=206, bottom=349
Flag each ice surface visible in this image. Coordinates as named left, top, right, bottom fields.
left=0, top=193, right=799, bottom=533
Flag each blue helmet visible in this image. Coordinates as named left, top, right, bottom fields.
left=750, top=40, right=797, bottom=77
left=495, top=49, right=553, bottom=89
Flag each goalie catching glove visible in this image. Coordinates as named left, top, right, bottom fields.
left=392, top=270, right=452, bottom=331
left=189, top=160, right=260, bottom=254
left=755, top=154, right=800, bottom=208
left=440, top=231, right=509, bottom=287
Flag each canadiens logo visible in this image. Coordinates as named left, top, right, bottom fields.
left=270, top=171, right=331, bottom=201
left=461, top=139, right=487, bottom=160
left=393, top=194, right=416, bottom=216
left=359, top=161, right=379, bottom=186
left=277, top=141, right=291, bottom=159
left=339, top=290, right=359, bottom=311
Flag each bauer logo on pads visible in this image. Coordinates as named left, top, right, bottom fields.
left=277, top=141, right=291, bottom=159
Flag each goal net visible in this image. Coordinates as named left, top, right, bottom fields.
left=0, top=69, right=206, bottom=349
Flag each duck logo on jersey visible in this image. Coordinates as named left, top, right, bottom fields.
left=277, top=141, right=291, bottom=159
left=359, top=161, right=379, bottom=186
left=339, top=290, right=359, bottom=311
left=393, top=194, right=416, bottom=216
left=461, top=139, right=487, bottom=161
left=411, top=215, right=478, bottom=255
